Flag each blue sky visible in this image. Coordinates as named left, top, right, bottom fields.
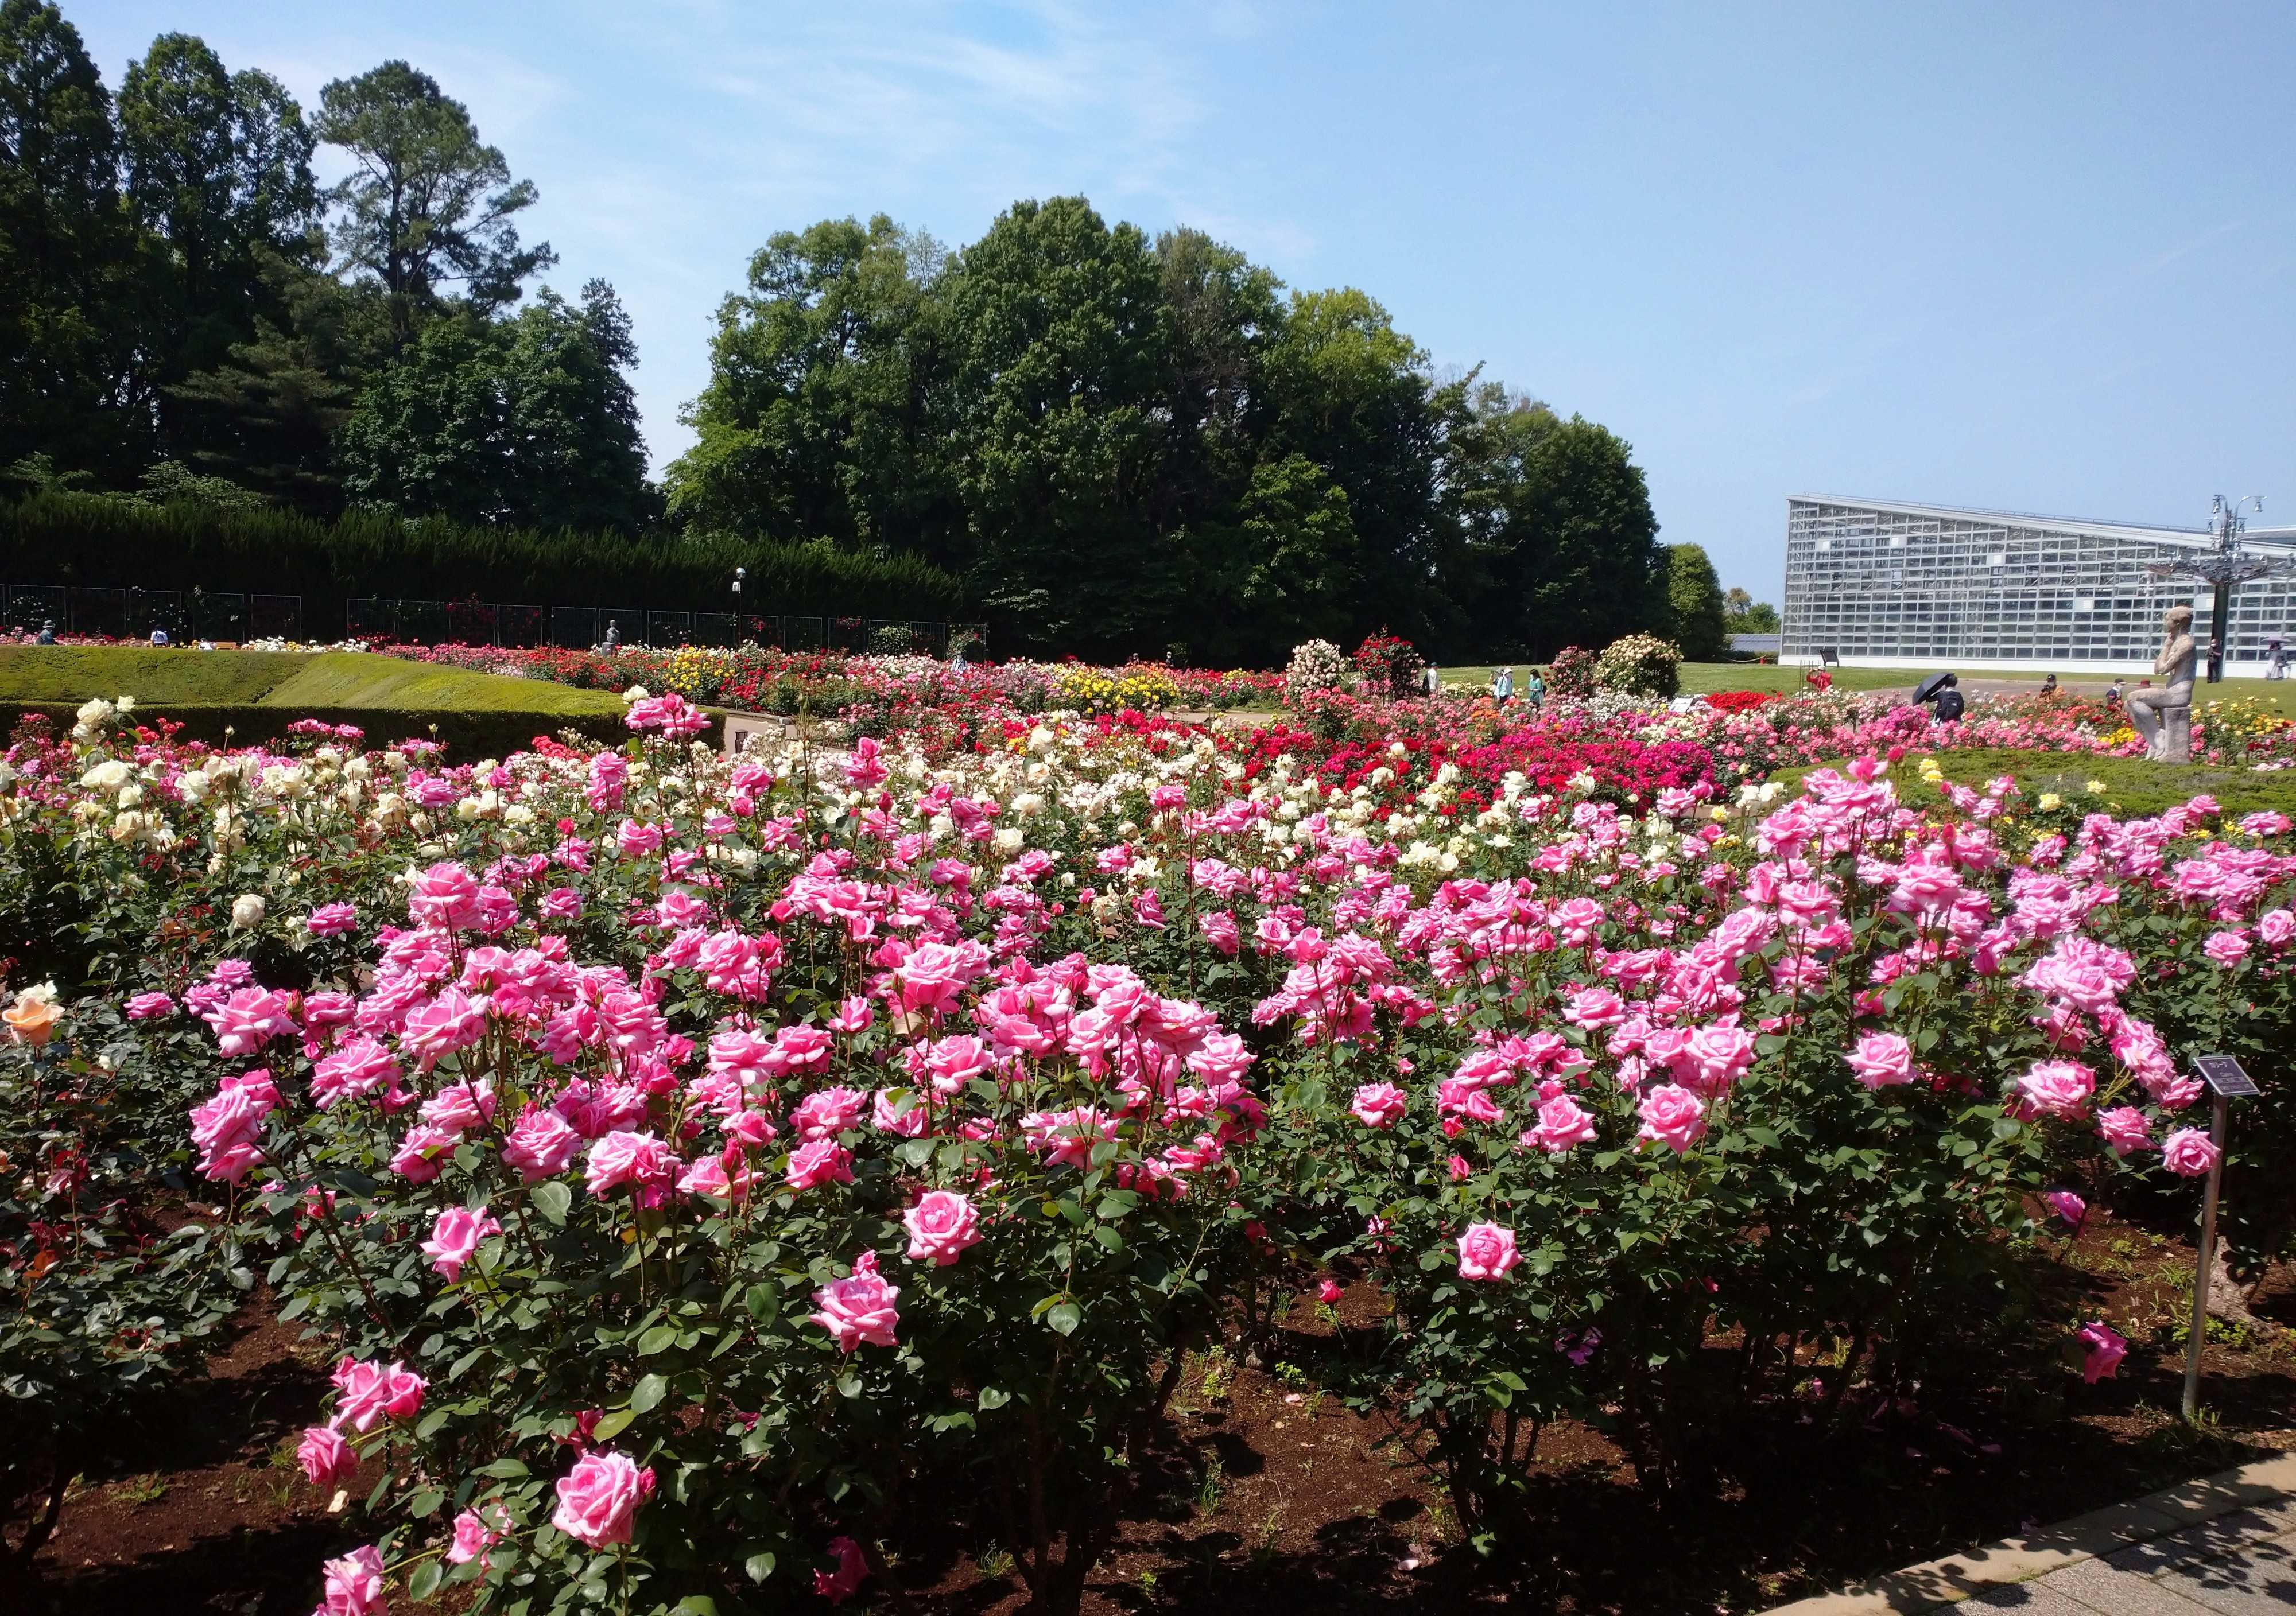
left=69, top=1, right=2296, bottom=600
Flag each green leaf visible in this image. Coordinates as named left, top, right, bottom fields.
left=1046, top=1302, right=1081, bottom=1336
left=744, top=1553, right=777, bottom=1584
left=409, top=1562, right=443, bottom=1600
left=589, top=1408, right=637, bottom=1443
left=637, top=1324, right=678, bottom=1356
left=978, top=1386, right=1010, bottom=1411
left=672, top=1599, right=722, bottom=1615
left=530, top=1181, right=572, bottom=1225
left=629, top=1373, right=668, bottom=1414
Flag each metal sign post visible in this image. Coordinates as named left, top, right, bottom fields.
left=2183, top=1055, right=2259, bottom=1423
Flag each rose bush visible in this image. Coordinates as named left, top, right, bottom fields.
left=0, top=686, right=2291, bottom=1606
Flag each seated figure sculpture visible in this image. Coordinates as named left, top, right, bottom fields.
left=2126, top=605, right=2197, bottom=763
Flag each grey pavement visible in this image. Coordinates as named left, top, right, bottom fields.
left=1767, top=1455, right=2296, bottom=1615
left=1964, top=1506, right=2296, bottom=1613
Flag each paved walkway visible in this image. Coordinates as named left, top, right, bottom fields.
left=1770, top=1455, right=2296, bottom=1614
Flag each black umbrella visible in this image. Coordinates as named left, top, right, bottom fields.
left=1913, top=671, right=1958, bottom=704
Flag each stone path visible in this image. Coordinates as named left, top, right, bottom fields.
left=1769, top=1455, right=2296, bottom=1614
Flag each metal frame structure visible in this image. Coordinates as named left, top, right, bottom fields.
left=1782, top=495, right=2296, bottom=672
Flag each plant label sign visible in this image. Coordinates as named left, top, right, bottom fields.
left=2193, top=1055, right=2259, bottom=1098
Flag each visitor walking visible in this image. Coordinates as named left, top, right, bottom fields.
left=36, top=620, right=54, bottom=644
left=603, top=621, right=621, bottom=655
left=2270, top=637, right=2289, bottom=680
left=1522, top=669, right=1545, bottom=712
left=1421, top=663, right=1440, bottom=698
left=2103, top=678, right=2124, bottom=708
left=149, top=626, right=169, bottom=646
left=2039, top=673, right=2057, bottom=696
left=1491, top=666, right=1514, bottom=702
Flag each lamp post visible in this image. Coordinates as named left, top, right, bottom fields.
left=2150, top=497, right=2276, bottom=683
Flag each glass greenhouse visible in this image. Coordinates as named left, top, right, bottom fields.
left=1781, top=495, right=2296, bottom=672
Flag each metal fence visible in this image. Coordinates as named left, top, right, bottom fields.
left=350, top=597, right=982, bottom=656
left=2, top=580, right=980, bottom=658
left=5, top=583, right=301, bottom=642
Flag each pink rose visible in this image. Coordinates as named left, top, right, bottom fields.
left=297, top=1424, right=354, bottom=1488
left=2260, top=909, right=2295, bottom=947
left=785, top=1138, right=855, bottom=1192
left=202, top=986, right=298, bottom=1057
left=387, top=1124, right=458, bottom=1184
left=2095, top=1107, right=2153, bottom=1157
left=316, top=1544, right=387, bottom=1616
left=790, top=1086, right=866, bottom=1139
left=331, top=1358, right=425, bottom=1433
left=551, top=1448, right=656, bottom=1548
left=902, top=1190, right=982, bottom=1266
left=2042, top=1189, right=2088, bottom=1229
left=125, top=990, right=176, bottom=1021
left=1456, top=1221, right=1520, bottom=1282
left=2075, top=1319, right=2127, bottom=1383
left=809, top=1250, right=901, bottom=1351
left=408, top=860, right=483, bottom=930
left=2014, top=1060, right=2096, bottom=1121
left=1635, top=1083, right=1708, bottom=1153
left=1522, top=1093, right=1596, bottom=1155
left=503, top=1108, right=582, bottom=1182
left=1317, top=1279, right=1343, bottom=1305
left=584, top=1131, right=678, bottom=1198
left=1845, top=1031, right=1914, bottom=1090
left=1349, top=1082, right=1408, bottom=1128
left=2204, top=930, right=2251, bottom=968
left=2161, top=1127, right=2221, bottom=1178
left=422, top=1205, right=502, bottom=1281
left=815, top=1535, right=869, bottom=1605
left=307, top=902, right=359, bottom=937
left=447, top=1505, right=504, bottom=1566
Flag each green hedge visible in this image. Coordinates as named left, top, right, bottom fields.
left=0, top=701, right=642, bottom=759
left=0, top=494, right=967, bottom=639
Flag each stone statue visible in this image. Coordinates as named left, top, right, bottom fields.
left=2127, top=605, right=2197, bottom=763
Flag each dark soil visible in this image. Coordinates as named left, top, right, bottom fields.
left=26, top=1207, right=2296, bottom=1616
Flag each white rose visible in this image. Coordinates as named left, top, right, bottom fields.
left=230, top=894, right=266, bottom=929
left=80, top=759, right=131, bottom=790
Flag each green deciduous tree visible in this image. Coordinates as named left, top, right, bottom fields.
left=0, top=0, right=133, bottom=475
left=336, top=281, right=651, bottom=533
left=668, top=214, right=954, bottom=555
left=1664, top=541, right=1728, bottom=661
left=118, top=32, right=320, bottom=458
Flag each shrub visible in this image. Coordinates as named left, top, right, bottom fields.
left=1282, top=639, right=1349, bottom=702
left=0, top=492, right=967, bottom=642
left=1546, top=644, right=1598, bottom=697
left=1592, top=632, right=1682, bottom=698
left=1348, top=630, right=1427, bottom=701
left=866, top=623, right=918, bottom=656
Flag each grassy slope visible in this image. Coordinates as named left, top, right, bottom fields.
left=0, top=646, right=622, bottom=718
left=1441, top=661, right=2296, bottom=712
left=1775, top=747, right=2296, bottom=818
left=0, top=645, right=306, bottom=704
left=260, top=652, right=623, bottom=716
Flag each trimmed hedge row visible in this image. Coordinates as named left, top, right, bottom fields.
left=0, top=494, right=967, bottom=640
left=0, top=701, right=643, bottom=759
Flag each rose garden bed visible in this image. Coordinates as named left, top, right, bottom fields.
left=4, top=689, right=2294, bottom=1615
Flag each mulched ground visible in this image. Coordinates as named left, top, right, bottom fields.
left=25, top=1203, right=2296, bottom=1616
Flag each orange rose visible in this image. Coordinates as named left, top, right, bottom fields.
left=4, top=986, right=60, bottom=1049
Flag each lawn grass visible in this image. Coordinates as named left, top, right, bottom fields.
left=1436, top=661, right=2296, bottom=712
left=0, top=645, right=627, bottom=753
left=0, top=645, right=308, bottom=704
left=260, top=652, right=624, bottom=717
left=1774, top=747, right=2296, bottom=819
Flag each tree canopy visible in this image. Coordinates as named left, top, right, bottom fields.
left=2, top=3, right=1672, bottom=656
left=674, top=200, right=1664, bottom=659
